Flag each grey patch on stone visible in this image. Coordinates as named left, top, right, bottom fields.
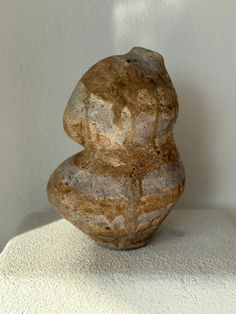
left=62, top=207, right=83, bottom=223
left=156, top=86, right=173, bottom=107
left=156, top=112, right=176, bottom=139
left=89, top=214, right=125, bottom=228
left=138, top=209, right=161, bottom=223
left=142, top=162, right=184, bottom=195
left=87, top=94, right=131, bottom=146
left=58, top=156, right=127, bottom=199
left=67, top=88, right=135, bottom=148
left=87, top=95, right=116, bottom=135
left=66, top=82, right=87, bottom=118
left=133, top=113, right=156, bottom=146
left=120, top=106, right=133, bottom=144
left=71, top=211, right=125, bottom=230
left=118, top=47, right=163, bottom=77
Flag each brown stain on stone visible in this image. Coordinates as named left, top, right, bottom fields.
left=47, top=47, right=185, bottom=250
left=47, top=168, right=183, bottom=244
left=80, top=54, right=177, bottom=142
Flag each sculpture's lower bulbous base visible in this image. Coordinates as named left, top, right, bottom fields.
left=89, top=232, right=156, bottom=250
left=47, top=153, right=185, bottom=250
left=94, top=237, right=152, bottom=250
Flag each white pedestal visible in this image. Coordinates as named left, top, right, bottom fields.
left=0, top=209, right=236, bottom=314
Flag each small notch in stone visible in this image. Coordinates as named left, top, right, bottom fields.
left=148, top=78, right=155, bottom=85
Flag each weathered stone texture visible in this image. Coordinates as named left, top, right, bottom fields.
left=47, top=47, right=185, bottom=249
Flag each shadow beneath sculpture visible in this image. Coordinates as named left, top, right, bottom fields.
left=17, top=209, right=60, bottom=235
left=67, top=209, right=236, bottom=277
left=2, top=209, right=236, bottom=280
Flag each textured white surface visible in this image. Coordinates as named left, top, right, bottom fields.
left=1, top=0, right=236, bottom=250
left=0, top=209, right=236, bottom=314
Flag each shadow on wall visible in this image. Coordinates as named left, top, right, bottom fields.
left=17, top=210, right=60, bottom=236
left=175, top=81, right=214, bottom=209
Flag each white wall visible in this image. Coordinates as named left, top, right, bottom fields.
left=0, top=0, right=236, bottom=250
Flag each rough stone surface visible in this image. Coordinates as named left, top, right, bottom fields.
left=47, top=47, right=185, bottom=249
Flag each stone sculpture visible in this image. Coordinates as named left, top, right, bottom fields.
left=47, top=47, right=185, bottom=249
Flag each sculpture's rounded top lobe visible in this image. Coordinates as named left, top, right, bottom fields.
left=63, top=47, right=178, bottom=150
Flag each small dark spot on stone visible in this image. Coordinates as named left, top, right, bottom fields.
left=105, top=226, right=111, bottom=231
left=127, top=59, right=131, bottom=63
left=65, top=182, right=68, bottom=186
left=157, top=150, right=161, bottom=155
